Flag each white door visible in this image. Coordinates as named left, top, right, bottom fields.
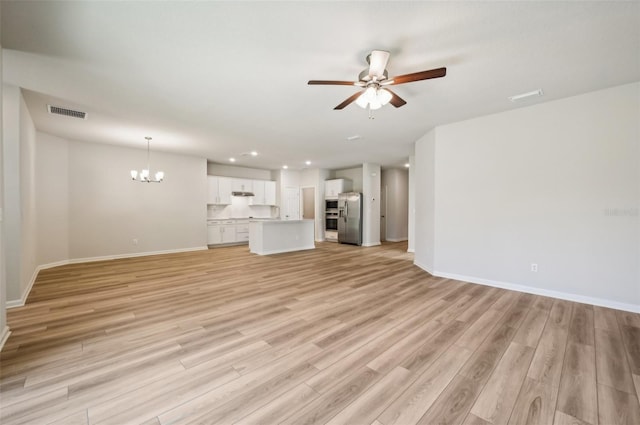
left=283, top=187, right=300, bottom=220
left=380, top=184, right=387, bottom=242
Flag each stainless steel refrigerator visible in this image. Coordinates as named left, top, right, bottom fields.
left=338, top=192, right=362, bottom=245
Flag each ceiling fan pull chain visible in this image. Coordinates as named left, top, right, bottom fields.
left=368, top=107, right=375, bottom=120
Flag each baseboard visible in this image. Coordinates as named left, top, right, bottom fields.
left=6, top=246, right=209, bottom=308
left=413, top=259, right=434, bottom=275
left=66, top=246, right=209, bottom=265
left=6, top=266, right=40, bottom=308
left=362, top=242, right=382, bottom=247
left=386, top=237, right=408, bottom=242
left=407, top=248, right=415, bottom=253
left=0, top=326, right=10, bottom=352
left=431, top=270, right=640, bottom=314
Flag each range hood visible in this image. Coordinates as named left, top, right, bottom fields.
left=232, top=191, right=255, bottom=197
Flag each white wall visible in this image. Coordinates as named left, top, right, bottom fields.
left=414, top=82, right=640, bottom=311
left=2, top=84, right=38, bottom=304
left=207, top=163, right=271, bottom=180
left=381, top=168, right=409, bottom=242
left=332, top=167, right=363, bottom=192
left=0, top=32, right=8, bottom=348
left=362, top=163, right=381, bottom=247
left=65, top=138, right=207, bottom=260
left=407, top=155, right=416, bottom=253
left=36, top=133, right=69, bottom=265
left=414, top=130, right=436, bottom=271
left=19, top=95, right=37, bottom=298
left=301, top=168, right=330, bottom=241
left=2, top=127, right=209, bottom=305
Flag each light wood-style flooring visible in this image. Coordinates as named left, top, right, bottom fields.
left=1, top=242, right=639, bottom=425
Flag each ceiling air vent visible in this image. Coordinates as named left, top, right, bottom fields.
left=47, top=105, right=88, bottom=120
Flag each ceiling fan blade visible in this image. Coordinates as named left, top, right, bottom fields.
left=368, top=50, right=390, bottom=79
left=385, top=89, right=407, bottom=108
left=389, top=67, right=447, bottom=85
left=308, top=80, right=357, bottom=86
left=334, top=91, right=364, bottom=110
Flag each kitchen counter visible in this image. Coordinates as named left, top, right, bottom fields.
left=249, top=219, right=315, bottom=255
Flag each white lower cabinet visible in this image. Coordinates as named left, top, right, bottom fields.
left=207, top=220, right=248, bottom=245
left=235, top=222, right=250, bottom=242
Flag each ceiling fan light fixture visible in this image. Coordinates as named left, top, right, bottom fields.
left=378, top=88, right=392, bottom=106
left=355, top=92, right=369, bottom=109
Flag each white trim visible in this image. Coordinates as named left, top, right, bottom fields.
left=362, top=242, right=382, bottom=247
left=407, top=248, right=415, bottom=253
left=6, top=246, right=208, bottom=308
left=0, top=326, right=10, bottom=351
left=428, top=269, right=640, bottom=314
left=386, top=237, right=408, bottom=242
left=413, top=259, right=434, bottom=275
left=6, top=266, right=40, bottom=308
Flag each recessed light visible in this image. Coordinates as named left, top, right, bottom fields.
left=282, top=165, right=288, bottom=169
left=229, top=157, right=236, bottom=162
left=404, top=163, right=410, bottom=168
left=250, top=151, right=258, bottom=156
left=346, top=135, right=361, bottom=141
left=305, top=160, right=311, bottom=166
left=508, top=89, right=543, bottom=102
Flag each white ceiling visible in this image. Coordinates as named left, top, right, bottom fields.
left=2, top=1, right=639, bottom=171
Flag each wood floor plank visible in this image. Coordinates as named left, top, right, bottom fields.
left=512, top=307, right=549, bottom=348
left=595, top=327, right=635, bottom=394
left=526, top=322, right=568, bottom=387
left=508, top=377, right=559, bottom=425
left=633, top=374, right=640, bottom=406
left=619, top=324, right=640, bottom=375
left=597, top=383, right=640, bottom=425
left=594, top=305, right=621, bottom=332
left=325, top=366, right=411, bottom=425
left=548, top=299, right=573, bottom=329
left=416, top=373, right=483, bottom=425
left=556, top=342, right=597, bottom=425
left=279, top=366, right=381, bottom=425
left=553, top=410, right=592, bottom=425
left=1, top=242, right=638, bottom=425
left=469, top=342, right=535, bottom=425
left=377, top=347, right=473, bottom=425
left=233, top=383, right=319, bottom=425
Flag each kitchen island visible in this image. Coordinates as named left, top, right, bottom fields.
left=249, top=219, right=315, bottom=255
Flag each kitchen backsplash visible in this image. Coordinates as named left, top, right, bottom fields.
left=207, top=196, right=276, bottom=219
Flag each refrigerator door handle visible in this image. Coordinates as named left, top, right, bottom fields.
left=345, top=203, right=348, bottom=220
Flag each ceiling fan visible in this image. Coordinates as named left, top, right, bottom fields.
left=308, top=50, right=446, bottom=111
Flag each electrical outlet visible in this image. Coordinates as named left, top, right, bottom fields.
left=531, top=263, right=538, bottom=272
left=132, top=238, right=138, bottom=245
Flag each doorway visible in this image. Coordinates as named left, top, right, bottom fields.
left=301, top=187, right=315, bottom=238
left=380, top=184, right=387, bottom=242
left=283, top=187, right=300, bottom=220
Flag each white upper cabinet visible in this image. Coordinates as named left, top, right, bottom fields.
left=232, top=178, right=253, bottom=193
left=325, top=178, right=352, bottom=199
left=207, top=176, right=232, bottom=204
left=249, top=180, right=277, bottom=205
left=264, top=181, right=276, bottom=205
left=251, top=180, right=266, bottom=205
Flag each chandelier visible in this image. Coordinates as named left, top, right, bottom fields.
left=130, top=137, right=164, bottom=183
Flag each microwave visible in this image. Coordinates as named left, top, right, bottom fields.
left=325, top=199, right=338, bottom=210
